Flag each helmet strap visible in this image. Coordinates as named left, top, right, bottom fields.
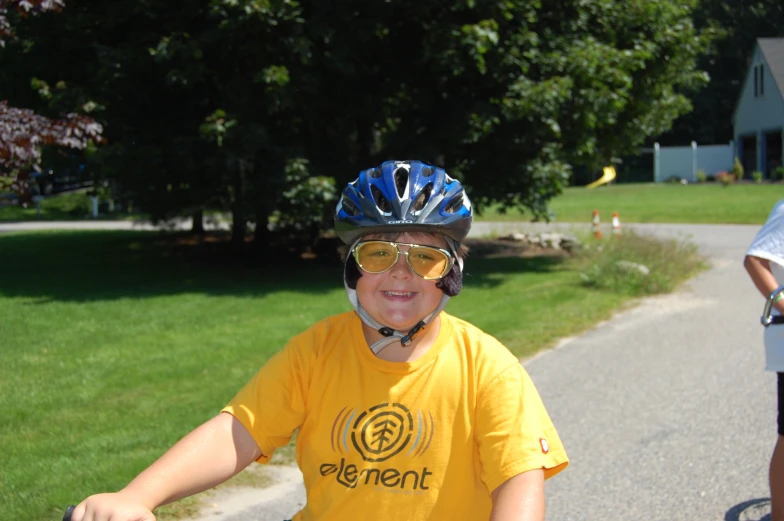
left=356, top=294, right=450, bottom=355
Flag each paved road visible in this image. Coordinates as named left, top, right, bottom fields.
left=483, top=222, right=773, bottom=521
left=2, top=221, right=774, bottom=520
left=0, top=219, right=230, bottom=234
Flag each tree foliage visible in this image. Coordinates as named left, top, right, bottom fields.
left=0, top=101, right=102, bottom=171
left=659, top=1, right=784, bottom=145
left=0, top=0, right=102, bottom=177
left=3, top=0, right=710, bottom=231
left=0, top=0, right=63, bottom=47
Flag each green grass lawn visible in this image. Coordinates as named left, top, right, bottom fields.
left=5, top=181, right=783, bottom=226
left=477, top=182, right=784, bottom=224
left=0, top=191, right=144, bottom=222
left=0, top=230, right=700, bottom=521
left=0, top=206, right=142, bottom=221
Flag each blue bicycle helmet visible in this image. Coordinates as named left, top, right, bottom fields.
left=335, top=160, right=473, bottom=244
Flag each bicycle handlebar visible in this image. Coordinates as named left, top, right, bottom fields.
left=761, top=285, right=784, bottom=327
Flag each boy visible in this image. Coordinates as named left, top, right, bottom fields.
left=68, top=160, right=568, bottom=521
left=745, top=198, right=784, bottom=521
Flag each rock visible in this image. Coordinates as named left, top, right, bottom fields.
left=539, top=232, right=561, bottom=249
left=616, top=260, right=650, bottom=276
left=559, top=237, right=581, bottom=253
left=498, top=232, right=528, bottom=242
left=479, top=232, right=582, bottom=254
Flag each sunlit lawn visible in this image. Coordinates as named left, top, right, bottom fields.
left=477, top=183, right=784, bottom=224
left=0, top=230, right=700, bottom=521
left=5, top=182, right=781, bottom=227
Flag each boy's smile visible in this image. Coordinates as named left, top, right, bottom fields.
left=381, top=291, right=416, bottom=300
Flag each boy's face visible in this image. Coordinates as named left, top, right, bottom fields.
left=355, top=232, right=449, bottom=332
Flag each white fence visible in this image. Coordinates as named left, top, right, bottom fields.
left=653, top=141, right=734, bottom=183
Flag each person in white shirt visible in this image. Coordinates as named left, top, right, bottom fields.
left=744, top=198, right=784, bottom=521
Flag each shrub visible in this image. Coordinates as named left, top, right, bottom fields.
left=715, top=171, right=735, bottom=186
left=696, top=169, right=707, bottom=183
left=572, top=229, right=707, bottom=296
left=752, top=171, right=764, bottom=183
left=270, top=158, right=338, bottom=249
left=773, top=167, right=784, bottom=181
left=731, top=157, right=744, bottom=180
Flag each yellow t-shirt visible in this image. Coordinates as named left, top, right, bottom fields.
left=223, top=311, right=568, bottom=520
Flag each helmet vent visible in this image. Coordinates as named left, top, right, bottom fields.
left=341, top=195, right=361, bottom=216
left=370, top=168, right=383, bottom=179
left=411, top=183, right=433, bottom=213
left=422, top=166, right=435, bottom=177
left=371, top=185, right=393, bottom=213
left=443, top=194, right=464, bottom=214
left=394, top=168, right=408, bottom=198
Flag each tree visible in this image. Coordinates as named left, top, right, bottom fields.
left=4, top=0, right=710, bottom=230
left=0, top=0, right=63, bottom=46
left=0, top=102, right=102, bottom=171
left=289, top=0, right=709, bottom=216
left=2, top=0, right=308, bottom=240
left=658, top=1, right=784, bottom=145
left=0, top=0, right=102, bottom=180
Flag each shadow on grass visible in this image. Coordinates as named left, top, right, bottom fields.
left=0, top=230, right=566, bottom=303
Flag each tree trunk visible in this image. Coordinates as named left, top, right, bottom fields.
left=191, top=209, right=205, bottom=234
left=231, top=159, right=246, bottom=247
left=254, top=204, right=272, bottom=257
left=356, top=95, right=376, bottom=166
left=251, top=150, right=278, bottom=257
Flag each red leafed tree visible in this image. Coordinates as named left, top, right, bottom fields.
left=0, top=0, right=102, bottom=201
left=0, top=101, right=103, bottom=172
left=0, top=0, right=64, bottom=46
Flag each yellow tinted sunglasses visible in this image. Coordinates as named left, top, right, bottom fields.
left=353, top=241, right=454, bottom=280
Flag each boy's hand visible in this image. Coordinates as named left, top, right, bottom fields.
left=65, top=414, right=260, bottom=521
left=69, top=493, right=156, bottom=521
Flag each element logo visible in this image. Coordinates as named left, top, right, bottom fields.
left=323, top=402, right=436, bottom=491
left=330, top=402, right=435, bottom=462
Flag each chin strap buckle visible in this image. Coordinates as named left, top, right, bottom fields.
left=400, top=321, right=426, bottom=347
left=378, top=327, right=395, bottom=337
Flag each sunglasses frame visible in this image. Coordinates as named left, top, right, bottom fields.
left=352, top=240, right=454, bottom=280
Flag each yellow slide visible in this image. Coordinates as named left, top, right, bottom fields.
left=586, top=166, right=616, bottom=189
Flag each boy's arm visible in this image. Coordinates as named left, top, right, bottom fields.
left=489, top=468, right=545, bottom=521
left=71, top=412, right=261, bottom=521
left=744, top=255, right=784, bottom=313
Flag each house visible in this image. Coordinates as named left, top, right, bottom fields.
left=733, top=38, right=784, bottom=177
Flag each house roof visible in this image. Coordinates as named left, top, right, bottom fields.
left=732, top=38, right=784, bottom=124
left=758, top=38, right=784, bottom=97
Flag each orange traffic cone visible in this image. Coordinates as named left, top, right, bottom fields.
left=612, top=212, right=621, bottom=237
left=592, top=210, right=603, bottom=239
